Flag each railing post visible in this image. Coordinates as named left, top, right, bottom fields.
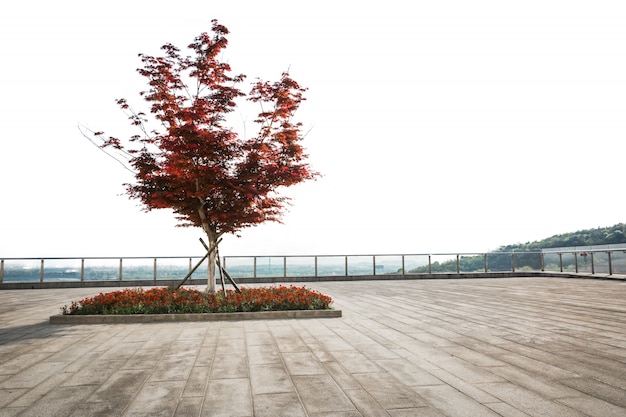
left=119, top=258, right=123, bottom=281
left=373, top=256, right=377, bottom=276
left=80, top=259, right=85, bottom=282
left=512, top=253, right=515, bottom=273
left=40, top=259, right=44, bottom=282
left=559, top=252, right=563, bottom=272
left=428, top=255, right=432, bottom=274
left=608, top=251, right=613, bottom=275
left=0, top=259, right=4, bottom=283
left=574, top=252, right=579, bottom=273
left=401, top=255, right=405, bottom=275
left=283, top=257, right=287, bottom=278
left=540, top=253, right=544, bottom=271
left=590, top=252, right=595, bottom=275
left=484, top=254, right=488, bottom=273
left=456, top=255, right=460, bottom=274
left=253, top=257, right=257, bottom=278
left=345, top=256, right=348, bottom=276
left=153, top=258, right=157, bottom=282
left=315, top=256, right=318, bottom=277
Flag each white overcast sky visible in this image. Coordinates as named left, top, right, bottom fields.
left=1, top=0, right=625, bottom=258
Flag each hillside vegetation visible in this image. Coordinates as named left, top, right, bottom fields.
left=408, top=223, right=625, bottom=274
left=496, top=223, right=626, bottom=252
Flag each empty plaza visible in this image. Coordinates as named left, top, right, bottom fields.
left=1, top=277, right=625, bottom=416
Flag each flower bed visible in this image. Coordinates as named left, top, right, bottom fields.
left=61, top=285, right=334, bottom=315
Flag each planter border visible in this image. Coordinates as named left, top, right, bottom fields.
left=50, top=308, right=341, bottom=324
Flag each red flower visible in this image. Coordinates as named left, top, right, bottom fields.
left=61, top=285, right=333, bottom=315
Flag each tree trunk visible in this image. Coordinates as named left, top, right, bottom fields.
left=204, top=231, right=218, bottom=294
left=197, top=202, right=219, bottom=293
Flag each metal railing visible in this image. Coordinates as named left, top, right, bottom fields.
left=2, top=248, right=625, bottom=285
left=0, top=256, right=209, bottom=284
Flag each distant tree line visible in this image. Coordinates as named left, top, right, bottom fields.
left=407, top=223, right=626, bottom=274
left=495, top=223, right=626, bottom=251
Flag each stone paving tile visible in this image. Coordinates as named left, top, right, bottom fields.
left=292, top=374, right=356, bottom=414
left=148, top=353, right=196, bottom=382
left=426, top=367, right=500, bottom=404
left=173, top=396, right=203, bottom=417
left=122, top=348, right=165, bottom=370
left=0, top=353, right=52, bottom=376
left=271, top=333, right=310, bottom=353
left=559, top=377, right=626, bottom=409
left=307, top=342, right=339, bottom=362
left=62, top=364, right=119, bottom=386
left=247, top=343, right=281, bottom=365
left=343, top=388, right=391, bottom=416
left=85, top=369, right=151, bottom=408
left=0, top=407, right=25, bottom=417
left=249, top=363, right=295, bottom=395
left=439, top=344, right=508, bottom=367
left=492, top=352, right=579, bottom=380
left=387, top=408, right=448, bottom=417
left=554, top=357, right=626, bottom=390
left=412, top=384, right=502, bottom=417
left=327, top=350, right=384, bottom=374
left=282, top=351, right=326, bottom=375
left=1, top=278, right=626, bottom=416
left=374, top=358, right=443, bottom=387
left=15, top=385, right=95, bottom=417
left=0, top=361, right=68, bottom=389
left=313, top=334, right=357, bottom=352
left=252, top=392, right=307, bottom=417
left=0, top=389, right=28, bottom=409
left=352, top=340, right=402, bottom=360
left=483, top=402, right=533, bottom=417
left=182, top=366, right=210, bottom=397
left=194, top=346, right=215, bottom=367
left=426, top=355, right=506, bottom=384
left=124, top=380, right=186, bottom=417
left=204, top=378, right=253, bottom=417
left=321, top=361, right=362, bottom=391
left=308, top=412, right=362, bottom=417
left=477, top=381, right=588, bottom=417
left=557, top=395, right=626, bottom=417
left=2, top=370, right=74, bottom=408
left=210, top=352, right=249, bottom=379
left=488, top=366, right=583, bottom=400
left=246, top=330, right=274, bottom=346
left=352, top=372, right=427, bottom=409
left=562, top=347, right=626, bottom=372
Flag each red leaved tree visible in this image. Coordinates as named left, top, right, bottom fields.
left=89, top=20, right=317, bottom=292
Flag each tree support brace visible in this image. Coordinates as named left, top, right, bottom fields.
left=174, top=238, right=241, bottom=293
left=174, top=238, right=220, bottom=290
left=199, top=238, right=241, bottom=293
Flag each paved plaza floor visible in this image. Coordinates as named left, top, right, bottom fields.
left=0, top=277, right=625, bottom=417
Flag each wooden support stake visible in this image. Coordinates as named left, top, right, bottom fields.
left=215, top=245, right=241, bottom=293
left=174, top=237, right=221, bottom=289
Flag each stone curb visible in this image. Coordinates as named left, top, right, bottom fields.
left=7, top=271, right=625, bottom=290
left=49, top=309, right=342, bottom=324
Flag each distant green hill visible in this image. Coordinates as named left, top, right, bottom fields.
left=496, top=223, right=626, bottom=252
left=407, top=223, right=626, bottom=274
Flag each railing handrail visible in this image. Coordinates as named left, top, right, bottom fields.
left=5, top=247, right=626, bottom=262
left=0, top=255, right=205, bottom=261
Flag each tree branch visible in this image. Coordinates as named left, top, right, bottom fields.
left=78, top=124, right=136, bottom=174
